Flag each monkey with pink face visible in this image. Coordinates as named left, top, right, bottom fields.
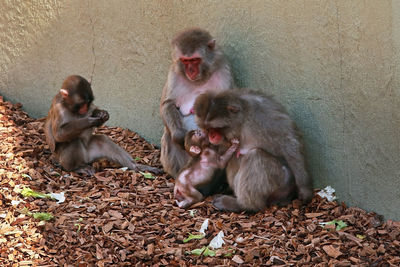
left=194, top=89, right=312, bottom=212
left=160, top=28, right=234, bottom=178
left=174, top=129, right=239, bottom=208
left=44, top=75, right=161, bottom=175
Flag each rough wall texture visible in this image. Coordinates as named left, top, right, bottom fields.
left=0, top=0, right=399, bottom=220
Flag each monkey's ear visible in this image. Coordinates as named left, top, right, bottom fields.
left=227, top=105, right=240, bottom=113
left=208, top=39, right=216, bottom=50
left=59, top=89, right=69, bottom=99
left=189, top=145, right=201, bottom=154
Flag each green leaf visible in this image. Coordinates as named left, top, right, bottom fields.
left=189, top=210, right=197, bottom=217
left=20, top=207, right=32, bottom=216
left=51, top=171, right=61, bottom=177
left=203, top=247, right=216, bottom=257
left=187, top=247, right=206, bottom=256
left=186, top=246, right=215, bottom=257
left=134, top=156, right=141, bottom=161
left=325, top=220, right=347, bottom=231
left=74, top=223, right=82, bottom=232
left=224, top=248, right=236, bottom=257
left=356, top=234, right=366, bottom=239
left=183, top=233, right=205, bottom=243
left=21, top=187, right=52, bottom=199
left=32, top=212, right=54, bottom=221
left=335, top=220, right=348, bottom=231
left=325, top=220, right=337, bottom=226
left=139, top=171, right=155, bottom=179
left=21, top=174, right=32, bottom=179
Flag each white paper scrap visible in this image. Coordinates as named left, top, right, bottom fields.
left=209, top=231, right=225, bottom=249
left=317, top=185, right=337, bottom=201
left=50, top=192, right=65, bottom=203
left=199, top=218, right=209, bottom=235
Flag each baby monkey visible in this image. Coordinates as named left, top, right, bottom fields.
left=174, top=129, right=239, bottom=208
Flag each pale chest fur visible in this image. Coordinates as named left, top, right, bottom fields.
left=172, top=68, right=232, bottom=116
left=169, top=68, right=232, bottom=130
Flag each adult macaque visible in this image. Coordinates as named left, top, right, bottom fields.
left=160, top=28, right=234, bottom=177
left=174, top=129, right=239, bottom=208
left=44, top=75, right=161, bottom=175
left=194, top=89, right=312, bottom=212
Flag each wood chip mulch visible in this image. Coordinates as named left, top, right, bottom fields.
left=0, top=95, right=399, bottom=266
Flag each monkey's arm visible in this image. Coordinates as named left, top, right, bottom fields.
left=51, top=106, right=99, bottom=142
left=160, top=98, right=186, bottom=145
left=53, top=118, right=97, bottom=142
left=216, top=139, right=239, bottom=169
left=91, top=108, right=109, bottom=126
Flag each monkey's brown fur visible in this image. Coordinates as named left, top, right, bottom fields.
left=45, top=75, right=161, bottom=175
left=174, top=130, right=238, bottom=208
left=160, top=28, right=234, bottom=177
left=194, top=89, right=311, bottom=212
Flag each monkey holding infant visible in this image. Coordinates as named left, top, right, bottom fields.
left=174, top=129, right=239, bottom=208
left=163, top=28, right=312, bottom=212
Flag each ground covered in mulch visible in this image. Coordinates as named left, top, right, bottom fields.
left=0, top=95, right=399, bottom=266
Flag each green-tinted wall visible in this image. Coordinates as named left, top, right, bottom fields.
left=1, top=0, right=399, bottom=220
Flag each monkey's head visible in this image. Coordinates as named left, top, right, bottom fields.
left=184, top=129, right=207, bottom=157
left=59, top=75, right=94, bottom=115
left=172, top=28, right=220, bottom=83
left=194, top=91, right=244, bottom=145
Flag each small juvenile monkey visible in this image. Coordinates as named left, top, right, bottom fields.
left=160, top=28, right=234, bottom=177
left=174, top=129, right=239, bottom=208
left=44, top=75, right=161, bottom=175
left=194, top=89, right=310, bottom=212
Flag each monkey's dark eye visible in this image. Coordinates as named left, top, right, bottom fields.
left=73, top=101, right=89, bottom=112
left=73, top=104, right=81, bottom=111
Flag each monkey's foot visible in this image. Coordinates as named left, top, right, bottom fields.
left=212, top=195, right=243, bottom=213
left=135, top=164, right=163, bottom=175
left=298, top=187, right=313, bottom=204
left=50, top=157, right=62, bottom=168
left=75, top=165, right=96, bottom=176
left=175, top=199, right=192, bottom=209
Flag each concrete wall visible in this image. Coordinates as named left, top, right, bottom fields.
left=1, top=0, right=399, bottom=220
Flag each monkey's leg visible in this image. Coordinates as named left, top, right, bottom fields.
left=87, top=135, right=161, bottom=174
left=177, top=186, right=204, bottom=209
left=267, top=166, right=296, bottom=206
left=212, top=195, right=243, bottom=213
left=57, top=140, right=95, bottom=175
left=282, top=137, right=313, bottom=202
left=214, top=149, right=280, bottom=212
left=160, top=130, right=190, bottom=177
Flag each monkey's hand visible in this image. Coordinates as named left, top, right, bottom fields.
left=230, top=138, right=240, bottom=146
left=90, top=110, right=109, bottom=126
left=172, top=128, right=186, bottom=148
left=93, top=109, right=110, bottom=122
left=230, top=138, right=240, bottom=152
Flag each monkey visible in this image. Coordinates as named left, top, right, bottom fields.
left=193, top=89, right=312, bottom=212
left=44, top=75, right=161, bottom=175
left=160, top=28, right=234, bottom=178
left=174, top=129, right=239, bottom=208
